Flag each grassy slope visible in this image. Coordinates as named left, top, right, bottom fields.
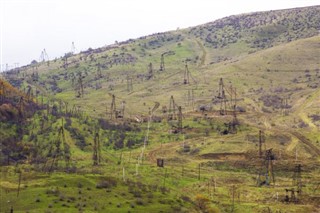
left=1, top=5, right=320, bottom=213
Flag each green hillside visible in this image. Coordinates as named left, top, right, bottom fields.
left=1, top=5, right=320, bottom=213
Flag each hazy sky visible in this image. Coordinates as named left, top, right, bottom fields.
left=0, top=0, right=319, bottom=70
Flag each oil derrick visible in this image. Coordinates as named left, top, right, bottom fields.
left=92, top=131, right=101, bottom=166
left=70, top=73, right=75, bottom=87
left=14, top=62, right=19, bottom=69
left=127, top=75, right=133, bottom=92
left=31, top=71, right=39, bottom=82
left=108, top=93, right=125, bottom=119
left=257, top=148, right=275, bottom=186
left=162, top=106, right=167, bottom=116
left=96, top=66, right=102, bottom=79
left=281, top=97, right=289, bottom=116
left=218, top=78, right=227, bottom=115
left=265, top=149, right=275, bottom=186
left=138, top=102, right=160, bottom=168
left=228, top=85, right=238, bottom=111
left=187, top=89, right=194, bottom=109
left=159, top=51, right=175, bottom=71
left=26, top=85, right=33, bottom=102
left=160, top=54, right=165, bottom=71
left=284, top=164, right=302, bottom=203
left=292, top=164, right=302, bottom=194
left=183, top=61, right=190, bottom=84
left=259, top=130, right=266, bottom=158
left=110, top=94, right=116, bottom=119
left=284, top=188, right=299, bottom=203
left=18, top=97, right=25, bottom=119
left=71, top=41, right=77, bottom=54
left=168, top=95, right=176, bottom=120
left=150, top=102, right=160, bottom=120
left=39, top=48, right=49, bottom=63
left=228, top=110, right=238, bottom=134
left=76, top=72, right=84, bottom=98
left=119, top=101, right=125, bottom=118
left=63, top=55, right=68, bottom=69
left=49, top=122, right=70, bottom=171
left=226, top=85, right=239, bottom=134
left=146, top=62, right=153, bottom=80
left=177, top=106, right=183, bottom=133
left=0, top=82, right=5, bottom=101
